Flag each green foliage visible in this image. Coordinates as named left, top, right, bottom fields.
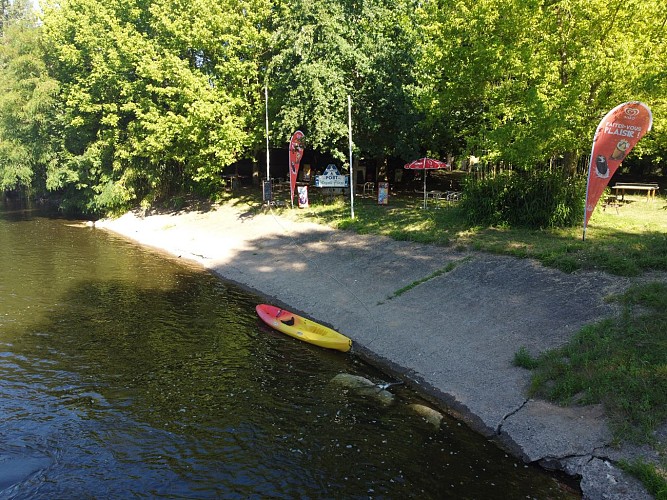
left=1, top=0, right=667, bottom=214
left=460, top=170, right=585, bottom=229
left=268, top=0, right=421, bottom=161
left=0, top=2, right=60, bottom=194
left=513, top=347, right=539, bottom=370
left=420, top=0, right=667, bottom=167
left=34, top=0, right=272, bottom=214
left=619, top=459, right=667, bottom=500
left=522, top=282, right=667, bottom=442
left=0, top=140, right=32, bottom=190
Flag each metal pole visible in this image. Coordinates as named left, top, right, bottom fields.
left=423, top=168, right=427, bottom=209
left=265, top=86, right=270, bottom=181
left=348, top=95, right=354, bottom=219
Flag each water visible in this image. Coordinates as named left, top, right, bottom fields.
left=0, top=202, right=579, bottom=499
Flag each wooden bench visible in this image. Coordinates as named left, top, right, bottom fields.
left=612, top=183, right=659, bottom=201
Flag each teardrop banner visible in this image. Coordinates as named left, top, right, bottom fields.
left=289, top=130, right=305, bottom=208
left=583, top=102, right=652, bottom=240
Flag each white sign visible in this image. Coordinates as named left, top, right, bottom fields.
left=315, top=164, right=349, bottom=188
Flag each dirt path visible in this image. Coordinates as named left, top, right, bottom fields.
left=96, top=202, right=659, bottom=499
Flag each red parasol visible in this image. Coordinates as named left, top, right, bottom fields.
left=404, top=157, right=449, bottom=209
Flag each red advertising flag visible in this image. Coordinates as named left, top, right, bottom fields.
left=288, top=130, right=305, bottom=207
left=583, top=102, right=652, bottom=239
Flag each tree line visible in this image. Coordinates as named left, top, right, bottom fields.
left=1, top=0, right=665, bottom=215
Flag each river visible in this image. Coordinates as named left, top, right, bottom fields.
left=0, top=202, right=578, bottom=498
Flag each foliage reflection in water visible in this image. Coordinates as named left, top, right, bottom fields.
left=0, top=204, right=579, bottom=498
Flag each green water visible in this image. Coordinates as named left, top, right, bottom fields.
left=0, top=202, right=579, bottom=498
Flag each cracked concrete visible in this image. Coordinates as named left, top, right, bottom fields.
left=498, top=398, right=531, bottom=433
left=96, top=203, right=664, bottom=499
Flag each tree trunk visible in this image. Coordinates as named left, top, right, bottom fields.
left=563, top=151, right=579, bottom=178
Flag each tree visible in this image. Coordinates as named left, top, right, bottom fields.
left=420, top=0, right=667, bottom=172
left=0, top=0, right=59, bottom=194
left=267, top=0, right=421, bottom=164
left=39, top=0, right=272, bottom=212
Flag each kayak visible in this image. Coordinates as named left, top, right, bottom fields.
left=255, top=304, right=352, bottom=352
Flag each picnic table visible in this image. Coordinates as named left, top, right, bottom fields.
left=612, top=183, right=659, bottom=201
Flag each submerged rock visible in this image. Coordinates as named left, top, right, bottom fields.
left=409, top=403, right=444, bottom=428
left=330, top=373, right=395, bottom=405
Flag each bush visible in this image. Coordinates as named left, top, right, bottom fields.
left=460, top=170, right=586, bottom=229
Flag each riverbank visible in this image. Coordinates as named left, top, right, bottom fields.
left=96, top=202, right=659, bottom=499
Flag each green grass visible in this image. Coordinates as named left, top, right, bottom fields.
left=619, top=459, right=667, bottom=500
left=513, top=346, right=540, bottom=370
left=512, top=282, right=667, bottom=495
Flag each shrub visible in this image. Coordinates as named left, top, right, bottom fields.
left=460, top=170, right=586, bottom=229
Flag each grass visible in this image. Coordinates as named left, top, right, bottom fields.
left=513, top=282, right=667, bottom=495
left=619, top=459, right=667, bottom=500
left=381, top=257, right=471, bottom=303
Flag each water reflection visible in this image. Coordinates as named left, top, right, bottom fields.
left=0, top=205, right=579, bottom=498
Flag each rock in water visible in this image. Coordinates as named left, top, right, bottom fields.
left=330, top=373, right=395, bottom=405
left=409, top=403, right=444, bottom=428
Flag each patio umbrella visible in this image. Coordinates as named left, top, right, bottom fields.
left=404, top=157, right=449, bottom=209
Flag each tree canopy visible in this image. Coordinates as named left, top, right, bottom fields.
left=419, top=0, right=667, bottom=170
left=0, top=0, right=665, bottom=213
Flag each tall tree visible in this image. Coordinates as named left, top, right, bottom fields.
left=0, top=0, right=59, bottom=194
left=268, top=0, right=421, bottom=163
left=420, top=0, right=667, bottom=172
left=40, top=0, right=271, bottom=212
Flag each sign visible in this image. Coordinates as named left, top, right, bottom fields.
left=262, top=180, right=272, bottom=203
left=298, top=186, right=309, bottom=208
left=583, top=102, right=652, bottom=239
left=377, top=182, right=389, bottom=205
left=289, top=130, right=305, bottom=207
left=315, top=164, right=349, bottom=188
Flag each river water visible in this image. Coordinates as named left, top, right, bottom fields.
left=0, top=202, right=578, bottom=499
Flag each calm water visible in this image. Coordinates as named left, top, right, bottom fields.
left=0, top=203, right=579, bottom=499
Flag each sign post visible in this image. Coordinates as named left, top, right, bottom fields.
left=348, top=95, right=354, bottom=219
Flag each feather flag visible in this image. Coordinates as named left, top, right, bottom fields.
left=583, top=102, right=652, bottom=240
left=289, top=131, right=305, bottom=208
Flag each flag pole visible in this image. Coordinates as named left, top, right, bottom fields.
left=348, top=95, right=355, bottom=220
left=265, top=86, right=270, bottom=181
left=582, top=154, right=593, bottom=241
left=423, top=159, right=427, bottom=209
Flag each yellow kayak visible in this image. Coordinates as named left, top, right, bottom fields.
left=255, top=304, right=352, bottom=352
